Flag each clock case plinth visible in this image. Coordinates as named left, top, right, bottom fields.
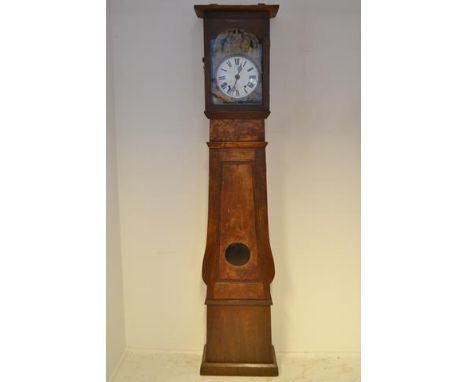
left=195, top=4, right=279, bottom=377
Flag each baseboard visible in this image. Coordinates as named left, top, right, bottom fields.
left=125, top=346, right=359, bottom=358
left=276, top=350, right=361, bottom=357
left=110, top=347, right=359, bottom=379
left=108, top=348, right=128, bottom=382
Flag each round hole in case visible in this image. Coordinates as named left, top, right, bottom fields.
left=225, top=243, right=251, bottom=266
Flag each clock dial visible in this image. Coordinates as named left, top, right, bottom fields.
left=216, top=56, right=259, bottom=99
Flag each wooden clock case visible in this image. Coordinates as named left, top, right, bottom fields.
left=195, top=4, right=279, bottom=376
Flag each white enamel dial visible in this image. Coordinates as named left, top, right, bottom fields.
left=215, top=56, right=259, bottom=99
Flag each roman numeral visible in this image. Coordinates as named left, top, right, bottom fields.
left=247, top=67, right=254, bottom=72
left=235, top=89, right=240, bottom=97
left=221, top=82, right=227, bottom=89
left=243, top=61, right=247, bottom=67
left=227, top=60, right=232, bottom=67
left=221, top=68, right=227, bottom=72
left=218, top=76, right=226, bottom=80
left=234, top=58, right=240, bottom=65
left=248, top=82, right=255, bottom=88
left=249, top=75, right=256, bottom=80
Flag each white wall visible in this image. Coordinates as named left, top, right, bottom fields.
left=106, top=8, right=127, bottom=379
left=109, top=0, right=360, bottom=354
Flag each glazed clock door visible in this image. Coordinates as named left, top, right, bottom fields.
left=210, top=29, right=263, bottom=105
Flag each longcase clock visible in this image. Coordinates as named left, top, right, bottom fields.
left=194, top=4, right=279, bottom=376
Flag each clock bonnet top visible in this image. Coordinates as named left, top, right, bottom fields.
left=194, top=4, right=279, bottom=18
left=195, top=3, right=278, bottom=119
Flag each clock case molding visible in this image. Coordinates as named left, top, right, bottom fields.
left=196, top=4, right=279, bottom=119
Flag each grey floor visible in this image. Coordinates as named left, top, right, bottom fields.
left=112, top=350, right=360, bottom=382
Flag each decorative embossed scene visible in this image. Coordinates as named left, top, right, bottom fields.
left=210, top=29, right=263, bottom=105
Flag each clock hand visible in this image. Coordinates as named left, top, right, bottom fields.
left=228, top=64, right=243, bottom=95
left=232, top=72, right=241, bottom=92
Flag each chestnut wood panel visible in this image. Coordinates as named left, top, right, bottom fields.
left=205, top=298, right=271, bottom=306
left=207, top=141, right=267, bottom=149
left=210, top=119, right=265, bottom=142
left=205, top=305, right=274, bottom=363
left=218, top=162, right=258, bottom=281
left=201, top=345, right=278, bottom=376
left=219, top=148, right=255, bottom=161
left=213, top=281, right=264, bottom=299
left=202, top=144, right=275, bottom=301
left=253, top=147, right=275, bottom=284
